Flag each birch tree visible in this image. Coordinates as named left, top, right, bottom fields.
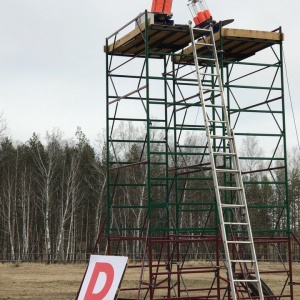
left=30, top=131, right=62, bottom=263
left=0, top=138, right=18, bottom=261
left=55, top=145, right=82, bottom=261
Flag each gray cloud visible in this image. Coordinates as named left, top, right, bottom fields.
left=0, top=0, right=299, bottom=148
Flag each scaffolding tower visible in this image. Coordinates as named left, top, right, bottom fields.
left=104, top=10, right=295, bottom=299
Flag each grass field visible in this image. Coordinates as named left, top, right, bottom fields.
left=0, top=262, right=300, bottom=299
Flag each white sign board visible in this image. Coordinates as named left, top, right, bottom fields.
left=78, top=255, right=128, bottom=300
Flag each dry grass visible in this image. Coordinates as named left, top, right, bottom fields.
left=0, top=263, right=86, bottom=300
left=0, top=262, right=300, bottom=299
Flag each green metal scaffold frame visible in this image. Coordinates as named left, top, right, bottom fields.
left=104, top=10, right=295, bottom=299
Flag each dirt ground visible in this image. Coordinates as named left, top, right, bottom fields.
left=0, top=262, right=300, bottom=299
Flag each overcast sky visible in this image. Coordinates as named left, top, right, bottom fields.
left=0, top=0, right=299, bottom=148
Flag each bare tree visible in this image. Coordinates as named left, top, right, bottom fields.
left=0, top=111, right=7, bottom=139
left=240, top=136, right=264, bottom=174
left=30, top=131, right=62, bottom=263
left=55, top=147, right=82, bottom=261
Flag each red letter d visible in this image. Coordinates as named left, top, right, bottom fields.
left=84, top=262, right=114, bottom=300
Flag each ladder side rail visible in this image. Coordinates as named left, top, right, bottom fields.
left=230, top=133, right=265, bottom=296
left=188, top=22, right=238, bottom=300
left=209, top=26, right=265, bottom=300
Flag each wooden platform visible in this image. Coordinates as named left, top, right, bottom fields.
left=105, top=20, right=284, bottom=63
left=104, top=21, right=208, bottom=57
left=174, top=27, right=284, bottom=64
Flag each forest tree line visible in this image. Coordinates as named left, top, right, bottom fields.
left=0, top=128, right=106, bottom=263
left=0, top=125, right=300, bottom=263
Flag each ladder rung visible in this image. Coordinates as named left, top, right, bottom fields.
left=197, top=57, right=216, bottom=62
left=208, top=120, right=227, bottom=124
left=202, top=88, right=220, bottom=92
left=216, top=169, right=239, bottom=173
left=233, top=279, right=259, bottom=283
left=196, top=42, right=213, bottom=47
left=205, top=104, right=224, bottom=108
left=230, top=260, right=255, bottom=263
left=200, top=72, right=218, bottom=77
left=193, top=28, right=211, bottom=33
left=227, top=241, right=251, bottom=244
left=224, top=222, right=249, bottom=226
left=210, top=135, right=233, bottom=140
left=219, top=186, right=242, bottom=191
left=221, top=204, right=245, bottom=208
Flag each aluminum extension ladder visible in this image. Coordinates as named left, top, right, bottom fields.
left=188, top=22, right=264, bottom=300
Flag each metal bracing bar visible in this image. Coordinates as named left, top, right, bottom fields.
left=224, top=60, right=281, bottom=67
left=242, top=165, right=286, bottom=175
left=109, top=160, right=149, bottom=171
left=169, top=162, right=211, bottom=172
left=224, top=83, right=281, bottom=90
left=108, top=85, right=147, bottom=105
left=229, top=108, right=283, bottom=114
left=230, top=96, right=282, bottom=114
left=109, top=54, right=139, bottom=73
left=226, top=63, right=278, bottom=85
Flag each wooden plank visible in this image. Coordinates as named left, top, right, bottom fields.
left=148, top=27, right=200, bottom=53
left=223, top=39, right=260, bottom=55
left=148, top=29, right=172, bottom=51
left=221, top=28, right=284, bottom=41
left=173, top=31, right=222, bottom=63
left=221, top=39, right=246, bottom=52
left=234, top=42, right=271, bottom=56
left=173, top=28, right=283, bottom=64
